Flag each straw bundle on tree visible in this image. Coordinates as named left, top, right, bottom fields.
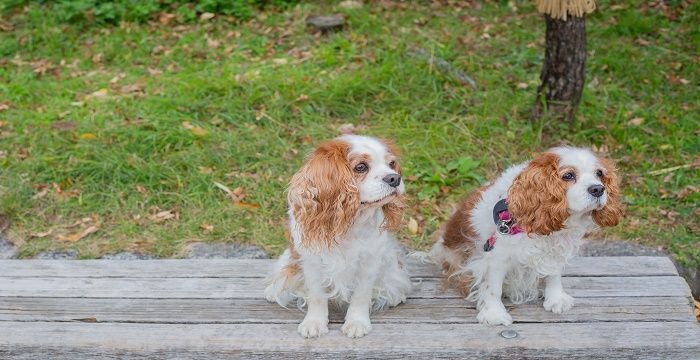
left=537, top=0, right=596, bottom=20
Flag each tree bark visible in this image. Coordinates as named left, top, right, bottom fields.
left=532, top=14, right=587, bottom=123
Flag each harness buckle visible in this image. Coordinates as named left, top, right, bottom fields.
left=497, top=222, right=511, bottom=235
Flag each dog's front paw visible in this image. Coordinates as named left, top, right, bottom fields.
left=341, top=318, right=372, bottom=338
left=476, top=304, right=513, bottom=326
left=544, top=292, right=574, bottom=314
left=298, top=318, right=329, bottom=338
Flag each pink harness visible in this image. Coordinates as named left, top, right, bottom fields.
left=484, top=199, right=523, bottom=252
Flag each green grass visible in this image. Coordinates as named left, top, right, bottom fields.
left=0, top=1, right=698, bottom=265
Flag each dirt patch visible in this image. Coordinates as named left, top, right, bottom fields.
left=184, top=242, right=268, bottom=259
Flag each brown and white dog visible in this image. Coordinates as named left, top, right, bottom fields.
left=264, top=135, right=411, bottom=338
left=430, top=147, right=622, bottom=325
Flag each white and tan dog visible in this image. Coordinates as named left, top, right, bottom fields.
left=430, top=147, right=622, bottom=325
left=265, top=135, right=411, bottom=338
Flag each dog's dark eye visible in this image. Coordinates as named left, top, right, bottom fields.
left=389, top=160, right=396, bottom=169
left=596, top=169, right=604, bottom=178
left=354, top=162, right=368, bottom=173
left=562, top=172, right=576, bottom=182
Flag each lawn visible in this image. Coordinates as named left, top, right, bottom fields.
left=0, top=0, right=698, bottom=266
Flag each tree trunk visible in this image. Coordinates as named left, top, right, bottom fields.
left=532, top=14, right=587, bottom=123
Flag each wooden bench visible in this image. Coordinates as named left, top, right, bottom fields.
left=0, top=256, right=698, bottom=358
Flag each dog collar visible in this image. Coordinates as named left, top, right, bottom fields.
left=484, top=198, right=523, bottom=252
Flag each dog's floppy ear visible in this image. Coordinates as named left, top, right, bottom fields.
left=380, top=139, right=406, bottom=231
left=508, top=153, right=569, bottom=236
left=592, top=156, right=624, bottom=227
left=287, top=139, right=359, bottom=248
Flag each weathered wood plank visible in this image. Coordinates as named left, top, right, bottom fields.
left=0, top=276, right=690, bottom=299
left=0, top=256, right=678, bottom=278
left=0, top=297, right=694, bottom=324
left=1, top=321, right=698, bottom=359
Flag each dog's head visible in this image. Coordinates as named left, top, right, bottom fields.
left=508, top=147, right=623, bottom=236
left=287, top=135, right=405, bottom=248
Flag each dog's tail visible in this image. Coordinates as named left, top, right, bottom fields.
left=264, top=248, right=304, bottom=307
left=424, top=235, right=473, bottom=298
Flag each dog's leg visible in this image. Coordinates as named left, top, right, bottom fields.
left=341, top=261, right=379, bottom=338
left=475, top=261, right=513, bottom=326
left=297, top=261, right=329, bottom=338
left=543, top=273, right=574, bottom=314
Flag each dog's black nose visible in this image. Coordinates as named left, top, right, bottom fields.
left=382, top=174, right=401, bottom=188
left=588, top=184, right=605, bottom=198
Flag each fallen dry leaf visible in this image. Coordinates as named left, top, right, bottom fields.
left=120, top=83, right=144, bottom=95
left=0, top=102, right=10, bottom=112
left=235, top=202, right=260, bottom=210
left=200, top=222, right=214, bottom=234
left=109, top=73, right=126, bottom=84
left=31, top=59, right=57, bottom=77
left=627, top=117, right=644, bottom=126
left=213, top=182, right=250, bottom=204
left=159, top=12, right=176, bottom=25
left=272, top=58, right=288, bottom=65
left=149, top=210, right=177, bottom=222
left=58, top=226, right=99, bottom=242
left=31, top=187, right=49, bottom=200
left=339, top=0, right=363, bottom=9
left=516, top=82, right=528, bottom=89
left=66, top=216, right=96, bottom=228
left=30, top=230, right=52, bottom=238
left=0, top=20, right=13, bottom=32
left=182, top=121, right=208, bottom=137
left=207, top=38, right=221, bottom=49
left=200, top=12, right=215, bottom=21
left=676, top=185, right=700, bottom=199
left=86, top=88, right=108, bottom=100
left=79, top=133, right=96, bottom=140
left=135, top=185, right=147, bottom=194
left=52, top=120, right=76, bottom=131
left=147, top=68, right=163, bottom=76
left=408, top=217, right=419, bottom=234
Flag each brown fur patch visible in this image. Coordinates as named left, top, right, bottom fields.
left=282, top=245, right=301, bottom=278
left=382, top=194, right=407, bottom=231
left=438, top=187, right=485, bottom=296
left=382, top=138, right=402, bottom=174
left=592, top=156, right=624, bottom=227
left=508, top=152, right=569, bottom=236
left=443, top=188, right=483, bottom=252
left=287, top=139, right=359, bottom=248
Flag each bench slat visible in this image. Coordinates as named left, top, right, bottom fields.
left=1, top=321, right=698, bottom=359
left=0, top=297, right=694, bottom=324
left=0, top=276, right=690, bottom=299
left=0, top=256, right=678, bottom=278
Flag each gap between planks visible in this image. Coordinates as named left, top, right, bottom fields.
left=0, top=256, right=679, bottom=278
left=0, top=276, right=690, bottom=299
left=0, top=297, right=695, bottom=324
